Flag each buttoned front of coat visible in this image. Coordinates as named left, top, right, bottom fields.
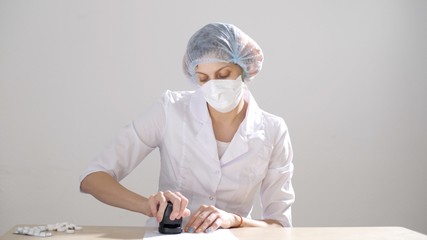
left=80, top=88, right=294, bottom=227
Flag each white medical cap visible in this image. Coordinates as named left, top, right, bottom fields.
left=183, top=23, right=264, bottom=83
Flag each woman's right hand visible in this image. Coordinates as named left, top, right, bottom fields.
left=147, top=191, right=191, bottom=222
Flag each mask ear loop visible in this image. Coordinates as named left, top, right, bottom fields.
left=232, top=59, right=246, bottom=82
left=236, top=75, right=244, bottom=83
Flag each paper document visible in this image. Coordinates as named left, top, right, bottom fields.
left=143, top=228, right=238, bottom=240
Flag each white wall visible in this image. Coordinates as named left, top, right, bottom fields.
left=1, top=0, right=426, bottom=235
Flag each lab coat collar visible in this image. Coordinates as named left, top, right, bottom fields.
left=241, top=87, right=264, bottom=138
left=189, top=87, right=264, bottom=137
left=189, top=89, right=210, bottom=124
left=190, top=89, right=217, bottom=160
left=221, top=88, right=265, bottom=165
left=189, top=87, right=265, bottom=164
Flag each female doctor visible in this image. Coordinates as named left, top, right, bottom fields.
left=80, top=23, right=294, bottom=233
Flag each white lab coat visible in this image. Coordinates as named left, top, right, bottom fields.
left=80, top=88, right=295, bottom=227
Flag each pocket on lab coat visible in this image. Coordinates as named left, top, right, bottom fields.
left=220, top=141, right=272, bottom=192
left=216, top=141, right=272, bottom=213
left=240, top=143, right=272, bottom=184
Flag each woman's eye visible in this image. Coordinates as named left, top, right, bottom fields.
left=217, top=71, right=230, bottom=79
left=198, top=78, right=208, bottom=84
left=196, top=74, right=208, bottom=83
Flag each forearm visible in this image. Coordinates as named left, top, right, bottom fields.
left=236, top=215, right=283, bottom=228
left=80, top=171, right=151, bottom=216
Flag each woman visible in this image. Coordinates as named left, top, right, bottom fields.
left=80, top=22, right=295, bottom=233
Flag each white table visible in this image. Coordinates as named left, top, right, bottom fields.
left=1, top=225, right=426, bottom=240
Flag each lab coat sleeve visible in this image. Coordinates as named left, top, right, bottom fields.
left=79, top=95, right=166, bottom=183
left=260, top=118, right=295, bottom=227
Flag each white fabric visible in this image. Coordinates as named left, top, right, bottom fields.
left=80, top=88, right=295, bottom=227
left=200, top=76, right=244, bottom=113
left=216, top=140, right=230, bottom=159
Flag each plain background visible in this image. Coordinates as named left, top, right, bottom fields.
left=1, top=0, right=426, bottom=236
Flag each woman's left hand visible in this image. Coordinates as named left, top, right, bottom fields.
left=184, top=204, right=240, bottom=233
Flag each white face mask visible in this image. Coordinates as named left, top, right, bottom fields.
left=200, top=75, right=244, bottom=113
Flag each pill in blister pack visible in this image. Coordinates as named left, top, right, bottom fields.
left=14, top=222, right=82, bottom=237
left=46, top=222, right=83, bottom=232
left=14, top=226, right=53, bottom=237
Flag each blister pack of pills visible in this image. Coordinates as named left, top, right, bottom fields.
left=14, top=226, right=52, bottom=237
left=14, top=222, right=82, bottom=237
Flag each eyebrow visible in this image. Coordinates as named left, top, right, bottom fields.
left=195, top=65, right=232, bottom=75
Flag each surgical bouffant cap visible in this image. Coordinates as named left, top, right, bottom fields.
left=183, top=23, right=264, bottom=83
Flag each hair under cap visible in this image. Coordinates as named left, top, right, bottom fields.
left=183, top=23, right=264, bottom=83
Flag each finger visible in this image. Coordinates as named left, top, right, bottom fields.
left=163, top=191, right=181, bottom=220
left=182, top=208, right=191, bottom=218
left=196, top=212, right=218, bottom=233
left=147, top=196, right=156, bottom=217
left=148, top=193, right=162, bottom=218
left=155, top=193, right=168, bottom=222
left=175, top=192, right=189, bottom=219
left=207, top=218, right=222, bottom=233
left=186, top=206, right=212, bottom=233
left=185, top=206, right=204, bottom=233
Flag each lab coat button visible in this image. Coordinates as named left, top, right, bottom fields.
left=209, top=196, right=214, bottom=201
